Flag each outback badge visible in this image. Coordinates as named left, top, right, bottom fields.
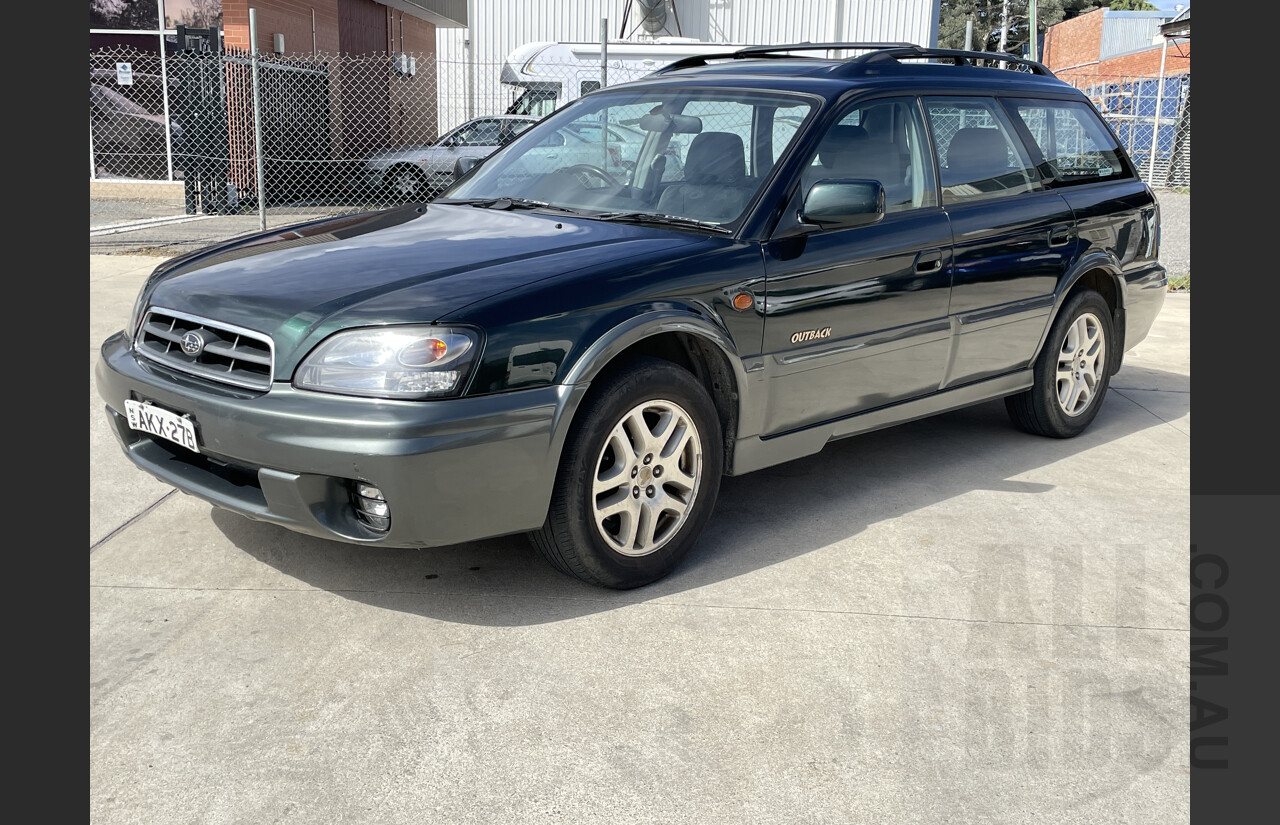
left=789, top=327, right=833, bottom=344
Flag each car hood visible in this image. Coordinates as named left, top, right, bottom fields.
left=142, top=203, right=704, bottom=363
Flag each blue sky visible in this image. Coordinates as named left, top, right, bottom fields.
left=1149, top=1, right=1190, bottom=11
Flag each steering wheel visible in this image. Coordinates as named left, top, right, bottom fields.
left=561, top=164, right=620, bottom=189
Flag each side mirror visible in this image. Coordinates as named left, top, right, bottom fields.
left=800, top=180, right=885, bottom=230
left=454, top=156, right=481, bottom=178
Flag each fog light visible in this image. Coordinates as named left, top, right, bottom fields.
left=351, top=481, right=390, bottom=532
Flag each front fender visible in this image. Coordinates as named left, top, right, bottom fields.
left=560, top=305, right=748, bottom=388
left=557, top=305, right=757, bottom=471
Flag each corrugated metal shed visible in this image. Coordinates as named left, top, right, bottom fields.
left=433, top=0, right=940, bottom=129
left=671, top=0, right=938, bottom=46
left=1099, top=10, right=1179, bottom=61
left=438, top=0, right=939, bottom=65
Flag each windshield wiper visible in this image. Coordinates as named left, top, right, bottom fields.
left=434, top=196, right=584, bottom=215
left=434, top=196, right=546, bottom=209
left=590, top=211, right=733, bottom=234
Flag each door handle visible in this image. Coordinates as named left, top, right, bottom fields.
left=914, top=248, right=943, bottom=273
left=1049, top=225, right=1072, bottom=247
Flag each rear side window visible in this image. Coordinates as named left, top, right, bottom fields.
left=924, top=97, right=1037, bottom=203
left=1005, top=98, right=1134, bottom=185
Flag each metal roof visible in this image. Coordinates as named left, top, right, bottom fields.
left=1160, top=8, right=1192, bottom=39
left=1100, top=10, right=1184, bottom=60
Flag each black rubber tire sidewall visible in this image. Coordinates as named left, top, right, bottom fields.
left=1007, top=289, right=1115, bottom=438
left=533, top=356, right=724, bottom=589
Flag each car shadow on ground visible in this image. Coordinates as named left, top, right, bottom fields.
left=211, top=368, right=1188, bottom=626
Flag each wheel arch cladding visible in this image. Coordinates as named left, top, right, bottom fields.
left=569, top=322, right=744, bottom=477
left=1040, top=264, right=1124, bottom=374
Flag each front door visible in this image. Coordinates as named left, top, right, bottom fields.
left=760, top=97, right=954, bottom=437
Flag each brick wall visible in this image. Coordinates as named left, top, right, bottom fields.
left=396, top=10, right=437, bottom=54
left=223, top=0, right=436, bottom=57
left=1100, top=44, right=1190, bottom=77
left=1044, top=7, right=1191, bottom=88
left=223, top=1, right=356, bottom=56
left=1042, top=7, right=1106, bottom=74
left=219, top=0, right=441, bottom=196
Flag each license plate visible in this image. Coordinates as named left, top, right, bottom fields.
left=125, top=399, right=200, bottom=453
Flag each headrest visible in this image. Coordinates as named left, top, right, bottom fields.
left=818, top=124, right=869, bottom=169
left=684, top=132, right=746, bottom=184
left=946, top=128, right=1008, bottom=173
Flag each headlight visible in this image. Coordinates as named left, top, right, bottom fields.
left=293, top=325, right=481, bottom=399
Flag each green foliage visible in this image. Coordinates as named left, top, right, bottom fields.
left=939, top=2, right=1069, bottom=53
left=90, top=0, right=160, bottom=30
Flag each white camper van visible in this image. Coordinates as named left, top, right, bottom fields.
left=500, top=38, right=750, bottom=117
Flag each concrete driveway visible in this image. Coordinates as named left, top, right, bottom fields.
left=90, top=254, right=1190, bottom=824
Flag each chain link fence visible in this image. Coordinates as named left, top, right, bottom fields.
left=1064, top=72, right=1191, bottom=191
left=91, top=46, right=1189, bottom=288
left=90, top=45, right=661, bottom=218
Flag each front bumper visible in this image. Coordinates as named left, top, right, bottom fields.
left=95, top=331, right=586, bottom=547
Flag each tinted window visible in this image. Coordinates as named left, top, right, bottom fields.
left=1006, top=98, right=1133, bottom=185
left=91, top=83, right=151, bottom=116
left=924, top=97, right=1038, bottom=203
left=803, top=97, right=937, bottom=213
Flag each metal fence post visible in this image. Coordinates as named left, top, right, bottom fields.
left=157, top=0, right=175, bottom=183
left=1147, top=37, right=1170, bottom=187
left=249, top=9, right=267, bottom=231
left=600, top=19, right=609, bottom=88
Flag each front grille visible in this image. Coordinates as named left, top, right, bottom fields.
left=135, top=307, right=274, bottom=391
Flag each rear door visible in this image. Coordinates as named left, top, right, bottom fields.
left=924, top=96, right=1077, bottom=387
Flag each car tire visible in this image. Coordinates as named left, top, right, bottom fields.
left=1005, top=289, right=1115, bottom=438
left=384, top=165, right=429, bottom=202
left=531, top=356, right=723, bottom=589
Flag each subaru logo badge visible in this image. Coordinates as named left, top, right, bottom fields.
left=181, top=331, right=206, bottom=356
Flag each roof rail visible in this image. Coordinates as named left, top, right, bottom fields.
left=650, top=42, right=918, bottom=75
left=649, top=42, right=1056, bottom=78
left=838, top=45, right=1056, bottom=77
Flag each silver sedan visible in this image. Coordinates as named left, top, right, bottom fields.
left=363, top=115, right=538, bottom=202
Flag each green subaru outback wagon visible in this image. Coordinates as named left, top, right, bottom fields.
left=96, top=44, right=1168, bottom=589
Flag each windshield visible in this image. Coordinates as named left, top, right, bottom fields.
left=91, top=83, right=153, bottom=117
left=444, top=87, right=816, bottom=229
